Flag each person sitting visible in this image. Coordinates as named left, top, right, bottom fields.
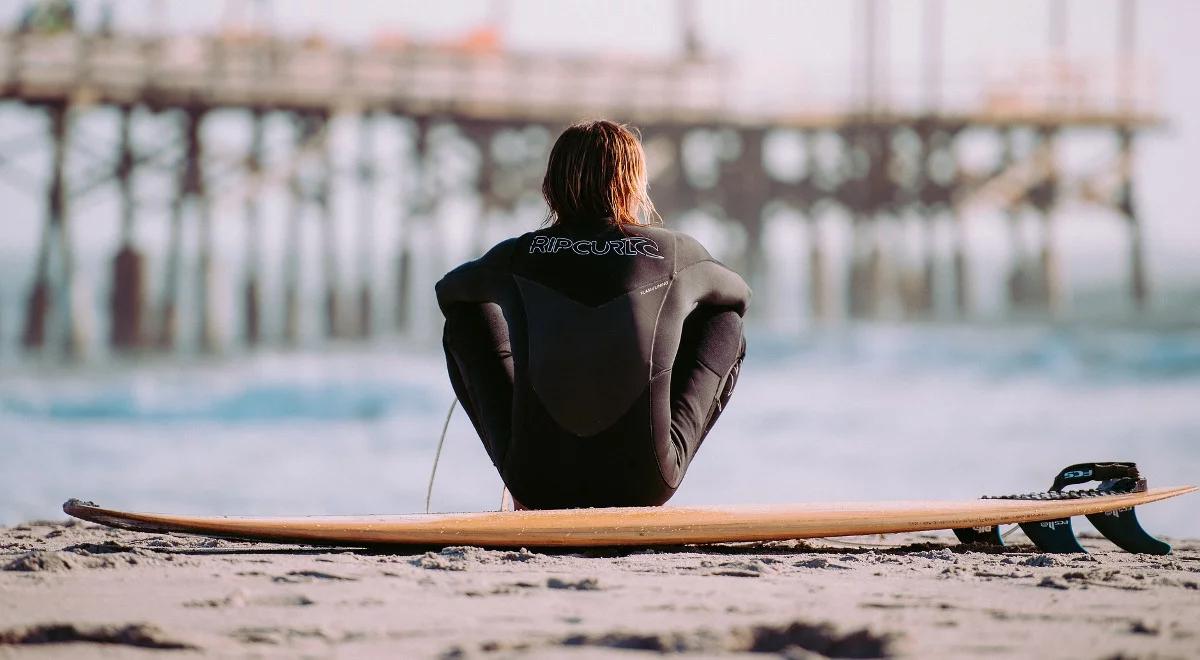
left=436, top=119, right=750, bottom=509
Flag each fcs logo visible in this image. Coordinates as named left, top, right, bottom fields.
left=1040, top=520, right=1070, bottom=530
left=529, top=235, right=664, bottom=259
left=1063, top=469, right=1093, bottom=479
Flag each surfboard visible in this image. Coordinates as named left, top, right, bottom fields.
left=63, top=485, right=1195, bottom=549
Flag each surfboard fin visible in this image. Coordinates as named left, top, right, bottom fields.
left=1019, top=517, right=1087, bottom=553
left=952, top=526, right=1004, bottom=546
left=961, top=461, right=1172, bottom=555
left=1085, top=507, right=1171, bottom=555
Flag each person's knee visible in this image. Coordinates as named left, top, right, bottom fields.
left=443, top=303, right=511, bottom=364
left=691, top=309, right=744, bottom=375
left=444, top=303, right=504, bottom=337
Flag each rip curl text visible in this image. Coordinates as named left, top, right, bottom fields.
left=529, top=236, right=664, bottom=259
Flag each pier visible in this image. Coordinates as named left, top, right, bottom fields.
left=0, top=0, right=1162, bottom=358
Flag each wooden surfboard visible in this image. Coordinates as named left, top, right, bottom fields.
left=63, top=486, right=1195, bottom=548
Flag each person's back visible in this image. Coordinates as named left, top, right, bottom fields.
left=436, top=120, right=749, bottom=509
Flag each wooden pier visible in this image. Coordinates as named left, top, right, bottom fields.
left=0, top=0, right=1163, bottom=358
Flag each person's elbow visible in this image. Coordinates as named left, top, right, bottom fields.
left=741, top=282, right=753, bottom=313
left=730, top=280, right=752, bottom=317
left=434, top=276, right=455, bottom=316
left=730, top=295, right=750, bottom=318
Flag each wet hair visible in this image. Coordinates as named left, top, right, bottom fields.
left=541, top=120, right=659, bottom=231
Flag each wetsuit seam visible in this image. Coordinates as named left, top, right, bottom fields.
left=651, top=359, right=720, bottom=380
left=645, top=233, right=679, bottom=492
left=693, top=358, right=724, bottom=377
left=496, top=252, right=524, bottom=477
left=673, top=258, right=729, bottom=276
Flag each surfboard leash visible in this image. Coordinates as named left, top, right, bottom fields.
left=424, top=397, right=458, bottom=514
left=423, top=394, right=514, bottom=513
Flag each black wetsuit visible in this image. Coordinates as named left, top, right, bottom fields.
left=436, top=224, right=750, bottom=509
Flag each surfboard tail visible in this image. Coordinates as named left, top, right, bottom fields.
left=953, top=461, right=1173, bottom=555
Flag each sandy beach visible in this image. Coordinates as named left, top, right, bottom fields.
left=1, top=519, right=1198, bottom=659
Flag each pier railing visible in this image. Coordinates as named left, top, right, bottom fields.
left=1, top=32, right=1159, bottom=127
left=1, top=32, right=732, bottom=123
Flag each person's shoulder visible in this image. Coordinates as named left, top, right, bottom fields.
left=620, top=224, right=694, bottom=251
left=439, top=234, right=527, bottom=286
left=640, top=226, right=717, bottom=266
left=477, top=233, right=532, bottom=267
left=624, top=224, right=678, bottom=240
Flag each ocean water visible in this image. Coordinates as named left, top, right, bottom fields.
left=1, top=323, right=1198, bottom=539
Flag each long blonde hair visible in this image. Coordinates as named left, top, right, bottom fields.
left=541, top=120, right=659, bottom=230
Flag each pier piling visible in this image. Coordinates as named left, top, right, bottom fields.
left=242, top=110, right=265, bottom=347
left=355, top=112, right=376, bottom=339
left=109, top=105, right=145, bottom=351
left=21, top=103, right=79, bottom=356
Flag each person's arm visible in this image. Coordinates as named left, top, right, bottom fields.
left=691, top=261, right=751, bottom=315
left=435, top=238, right=519, bottom=315
left=674, top=235, right=752, bottom=316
